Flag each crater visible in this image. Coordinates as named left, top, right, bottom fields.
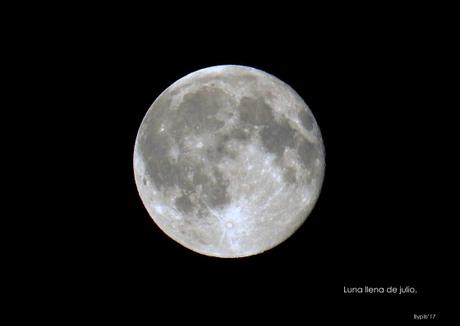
left=297, top=138, right=322, bottom=180
left=299, top=108, right=314, bottom=131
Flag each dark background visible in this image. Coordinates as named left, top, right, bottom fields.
left=28, top=6, right=453, bottom=323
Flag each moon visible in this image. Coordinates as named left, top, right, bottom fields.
left=133, top=65, right=325, bottom=258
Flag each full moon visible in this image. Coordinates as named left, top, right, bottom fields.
left=133, top=65, right=325, bottom=258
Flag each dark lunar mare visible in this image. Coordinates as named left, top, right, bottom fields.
left=138, top=83, right=322, bottom=216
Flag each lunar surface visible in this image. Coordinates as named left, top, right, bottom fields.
left=133, top=65, right=325, bottom=258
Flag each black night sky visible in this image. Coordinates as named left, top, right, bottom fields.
left=31, top=6, right=453, bottom=323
